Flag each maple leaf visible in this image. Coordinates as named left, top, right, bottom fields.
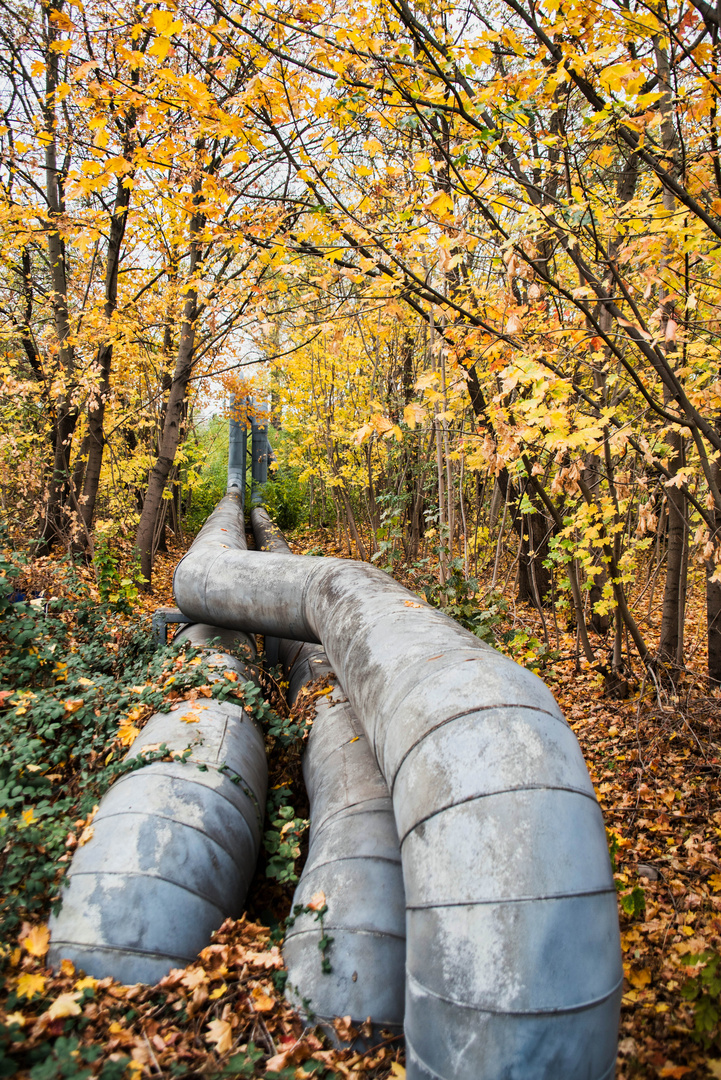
left=181, top=968, right=207, bottom=991
left=205, top=1018, right=234, bottom=1054
left=250, top=985, right=274, bottom=1012
left=117, top=723, right=140, bottom=746
left=22, top=924, right=50, bottom=957
left=16, top=973, right=46, bottom=999
left=627, top=967, right=652, bottom=989
left=181, top=712, right=201, bottom=724
left=47, top=993, right=82, bottom=1019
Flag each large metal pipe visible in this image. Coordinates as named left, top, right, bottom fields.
left=49, top=496, right=268, bottom=985
left=175, top=504, right=622, bottom=1080
left=251, top=508, right=405, bottom=1043
left=228, top=395, right=247, bottom=504
left=250, top=406, right=268, bottom=507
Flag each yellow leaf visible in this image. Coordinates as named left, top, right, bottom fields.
left=16, top=973, right=47, bottom=1000
left=60, top=959, right=75, bottom=977
left=209, top=982, right=227, bottom=1000
left=31, top=60, right=45, bottom=77
left=709, top=873, right=721, bottom=892
left=404, top=600, right=423, bottom=609
left=23, top=924, right=50, bottom=957
left=403, top=403, right=426, bottom=430
left=627, top=967, right=651, bottom=989
left=425, top=190, right=454, bottom=218
left=148, top=37, right=171, bottom=61
left=5, top=1012, right=24, bottom=1028
left=21, top=808, right=35, bottom=827
left=47, top=993, right=82, bottom=1019
left=181, top=712, right=201, bottom=724
left=250, top=985, right=275, bottom=1012
left=150, top=9, right=183, bottom=34
left=117, top=723, right=140, bottom=746
left=63, top=699, right=84, bottom=714
left=206, top=1018, right=233, bottom=1054
left=390, top=1067, right=406, bottom=1078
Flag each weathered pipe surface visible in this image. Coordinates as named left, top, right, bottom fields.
left=250, top=412, right=268, bottom=506
left=49, top=502, right=268, bottom=985
left=251, top=507, right=405, bottom=1041
left=175, top=503, right=622, bottom=1080
left=227, top=396, right=247, bottom=503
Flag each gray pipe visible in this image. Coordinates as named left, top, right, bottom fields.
left=175, top=507, right=621, bottom=1080
left=250, top=407, right=268, bottom=507
left=228, top=395, right=247, bottom=504
left=251, top=508, right=405, bottom=1043
left=49, top=498, right=268, bottom=985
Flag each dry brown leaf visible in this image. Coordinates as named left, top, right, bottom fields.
left=205, top=1018, right=233, bottom=1055
left=250, top=985, right=275, bottom=1012
left=180, top=967, right=207, bottom=991
left=47, top=993, right=82, bottom=1019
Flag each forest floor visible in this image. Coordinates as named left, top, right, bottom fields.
left=1, top=527, right=720, bottom=1079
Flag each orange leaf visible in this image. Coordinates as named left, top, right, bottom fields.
left=250, top=986, right=274, bottom=1012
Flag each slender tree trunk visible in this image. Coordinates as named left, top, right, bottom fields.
left=79, top=165, right=133, bottom=536
left=655, top=34, right=689, bottom=666
left=707, top=456, right=721, bottom=683
left=135, top=196, right=202, bottom=588
left=37, top=20, right=78, bottom=551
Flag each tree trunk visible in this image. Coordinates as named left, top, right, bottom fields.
left=707, top=455, right=721, bottom=683
left=655, top=35, right=688, bottom=667
left=79, top=165, right=133, bottom=536
left=659, top=440, right=687, bottom=664
left=37, top=21, right=78, bottom=551
left=135, top=198, right=202, bottom=588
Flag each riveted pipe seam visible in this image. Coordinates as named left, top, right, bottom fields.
left=74, top=806, right=257, bottom=870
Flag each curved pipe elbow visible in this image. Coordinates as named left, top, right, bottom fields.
left=176, top=506, right=621, bottom=1079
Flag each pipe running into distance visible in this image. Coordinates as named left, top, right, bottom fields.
left=175, top=499, right=622, bottom=1080
left=252, top=507, right=405, bottom=1043
left=228, top=395, right=247, bottom=504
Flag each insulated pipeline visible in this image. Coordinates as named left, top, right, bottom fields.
left=49, top=495, right=268, bottom=985
left=251, top=508, right=406, bottom=1042
left=174, top=504, right=622, bottom=1079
